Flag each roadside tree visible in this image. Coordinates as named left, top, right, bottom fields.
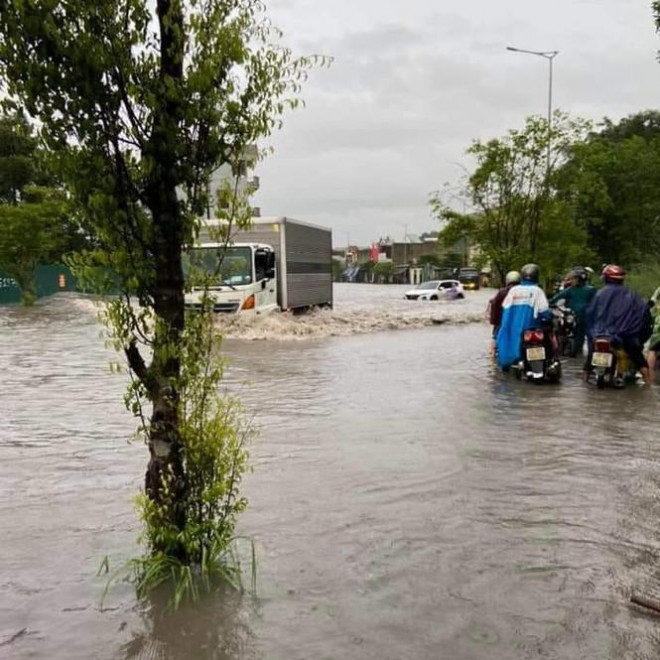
left=373, top=261, right=394, bottom=283
left=0, top=110, right=85, bottom=303
left=557, top=111, right=660, bottom=265
left=0, top=187, right=73, bottom=304
left=431, top=113, right=592, bottom=284
left=0, top=110, right=37, bottom=204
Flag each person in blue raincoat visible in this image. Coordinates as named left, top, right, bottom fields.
left=496, top=264, right=552, bottom=369
left=584, top=264, right=651, bottom=385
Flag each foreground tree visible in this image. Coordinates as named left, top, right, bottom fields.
left=431, top=113, right=592, bottom=284
left=0, top=0, right=320, bottom=597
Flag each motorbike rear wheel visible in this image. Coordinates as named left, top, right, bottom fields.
left=596, top=374, right=606, bottom=390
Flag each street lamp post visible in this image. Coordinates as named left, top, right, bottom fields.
left=506, top=46, right=559, bottom=172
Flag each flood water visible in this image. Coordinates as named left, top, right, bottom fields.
left=2, top=284, right=660, bottom=659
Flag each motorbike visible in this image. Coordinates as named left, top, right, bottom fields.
left=589, top=337, right=636, bottom=389
left=514, top=324, right=562, bottom=383
left=551, top=305, right=576, bottom=357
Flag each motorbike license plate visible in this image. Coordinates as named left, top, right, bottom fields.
left=526, top=347, right=546, bottom=361
left=592, top=352, right=613, bottom=368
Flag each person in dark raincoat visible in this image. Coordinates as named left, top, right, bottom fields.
left=584, top=264, right=651, bottom=385
left=549, top=268, right=596, bottom=357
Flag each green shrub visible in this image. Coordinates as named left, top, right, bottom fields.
left=626, top=262, right=660, bottom=300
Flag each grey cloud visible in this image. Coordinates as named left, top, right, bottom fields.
left=257, top=0, right=660, bottom=245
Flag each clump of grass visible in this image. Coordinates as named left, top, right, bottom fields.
left=130, top=536, right=257, bottom=610
left=99, top=536, right=256, bottom=611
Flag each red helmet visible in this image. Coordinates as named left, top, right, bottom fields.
left=602, top=264, right=626, bottom=283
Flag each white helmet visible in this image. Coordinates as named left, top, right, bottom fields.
left=505, top=270, right=521, bottom=286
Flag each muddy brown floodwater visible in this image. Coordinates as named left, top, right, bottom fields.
left=2, top=285, right=660, bottom=659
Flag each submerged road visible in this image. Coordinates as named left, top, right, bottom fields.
left=2, top=287, right=660, bottom=659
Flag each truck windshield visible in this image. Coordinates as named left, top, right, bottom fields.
left=183, top=246, right=252, bottom=286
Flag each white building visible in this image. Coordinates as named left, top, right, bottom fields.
left=207, top=145, right=260, bottom=217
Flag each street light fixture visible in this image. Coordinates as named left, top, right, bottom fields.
left=506, top=46, right=559, bottom=172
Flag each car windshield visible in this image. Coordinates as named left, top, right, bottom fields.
left=183, top=246, right=252, bottom=286
left=417, top=281, right=439, bottom=290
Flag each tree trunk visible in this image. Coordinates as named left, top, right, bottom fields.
left=11, top=265, right=36, bottom=306
left=141, top=0, right=188, bottom=557
left=145, top=199, right=186, bottom=526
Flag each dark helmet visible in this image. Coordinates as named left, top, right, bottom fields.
left=602, top=263, right=626, bottom=284
left=521, top=263, right=540, bottom=283
left=572, top=268, right=588, bottom=284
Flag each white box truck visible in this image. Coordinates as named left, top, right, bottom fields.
left=184, top=217, right=333, bottom=314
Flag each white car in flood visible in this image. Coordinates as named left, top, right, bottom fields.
left=404, top=280, right=465, bottom=301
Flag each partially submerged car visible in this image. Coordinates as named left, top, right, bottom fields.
left=404, top=280, right=465, bottom=301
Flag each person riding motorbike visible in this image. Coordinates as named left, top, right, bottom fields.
left=496, top=264, right=552, bottom=370
left=489, top=270, right=521, bottom=355
left=584, top=264, right=652, bottom=385
left=548, top=267, right=596, bottom=357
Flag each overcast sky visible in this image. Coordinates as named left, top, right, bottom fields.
left=252, top=0, right=660, bottom=247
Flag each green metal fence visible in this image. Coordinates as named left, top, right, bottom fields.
left=0, top=265, right=78, bottom=305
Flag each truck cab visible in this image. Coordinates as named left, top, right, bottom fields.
left=457, top=267, right=481, bottom=291
left=184, top=243, right=278, bottom=315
